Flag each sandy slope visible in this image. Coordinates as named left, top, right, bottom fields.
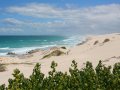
left=0, top=33, right=120, bottom=85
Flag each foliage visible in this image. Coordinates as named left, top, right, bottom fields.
left=94, top=40, right=99, bottom=45
left=103, top=38, right=110, bottom=43
left=42, top=50, right=65, bottom=59
left=61, top=46, right=66, bottom=49
left=0, top=64, right=6, bottom=72
left=0, top=60, right=120, bottom=90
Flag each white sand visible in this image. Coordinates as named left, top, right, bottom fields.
left=0, top=33, right=120, bottom=85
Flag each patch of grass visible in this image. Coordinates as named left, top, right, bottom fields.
left=42, top=50, right=65, bottom=59
left=94, top=40, right=99, bottom=45
left=42, top=54, right=51, bottom=59
left=0, top=64, right=6, bottom=72
left=103, top=38, right=110, bottom=43
left=4, top=63, right=33, bottom=65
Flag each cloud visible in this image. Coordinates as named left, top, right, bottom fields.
left=7, top=3, right=62, bottom=19
left=0, top=18, right=24, bottom=33
left=1, top=18, right=23, bottom=25
left=0, top=27, right=23, bottom=32
left=3, top=3, right=120, bottom=35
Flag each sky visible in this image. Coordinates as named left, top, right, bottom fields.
left=0, top=0, right=120, bottom=35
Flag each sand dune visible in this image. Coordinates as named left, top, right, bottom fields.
left=0, top=33, right=120, bottom=85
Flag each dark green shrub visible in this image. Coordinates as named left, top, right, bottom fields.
left=112, top=63, right=120, bottom=89
left=29, top=63, right=44, bottom=90
left=7, top=69, right=29, bottom=90
left=0, top=60, right=120, bottom=90
left=0, top=84, right=5, bottom=90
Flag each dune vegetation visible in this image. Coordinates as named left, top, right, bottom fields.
left=0, top=60, right=120, bottom=90
left=0, top=64, right=6, bottom=72
left=42, top=50, right=65, bottom=59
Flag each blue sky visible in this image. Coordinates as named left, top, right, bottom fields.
left=0, top=0, right=120, bottom=35
left=0, top=0, right=120, bottom=8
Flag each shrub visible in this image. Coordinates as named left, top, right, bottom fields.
left=94, top=40, right=99, bottom=45
left=0, top=84, right=5, bottom=90
left=0, top=60, right=120, bottom=90
left=61, top=46, right=66, bottom=49
left=103, top=38, right=110, bottom=43
left=0, top=64, right=6, bottom=72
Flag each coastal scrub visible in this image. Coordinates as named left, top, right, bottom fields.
left=0, top=60, right=120, bottom=90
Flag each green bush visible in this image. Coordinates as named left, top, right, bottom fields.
left=0, top=60, right=120, bottom=90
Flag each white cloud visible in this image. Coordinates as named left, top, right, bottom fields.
left=0, top=18, right=24, bottom=33
left=0, top=27, right=23, bottom=32
left=2, top=18, right=23, bottom=25
left=3, top=3, right=120, bottom=35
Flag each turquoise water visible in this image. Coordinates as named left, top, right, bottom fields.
left=0, top=35, right=83, bottom=56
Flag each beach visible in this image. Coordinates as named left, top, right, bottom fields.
left=0, top=33, right=120, bottom=85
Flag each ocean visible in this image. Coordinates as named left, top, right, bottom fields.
left=0, top=35, right=84, bottom=56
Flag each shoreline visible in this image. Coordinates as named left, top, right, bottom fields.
left=0, top=33, right=120, bottom=85
left=0, top=35, right=86, bottom=57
